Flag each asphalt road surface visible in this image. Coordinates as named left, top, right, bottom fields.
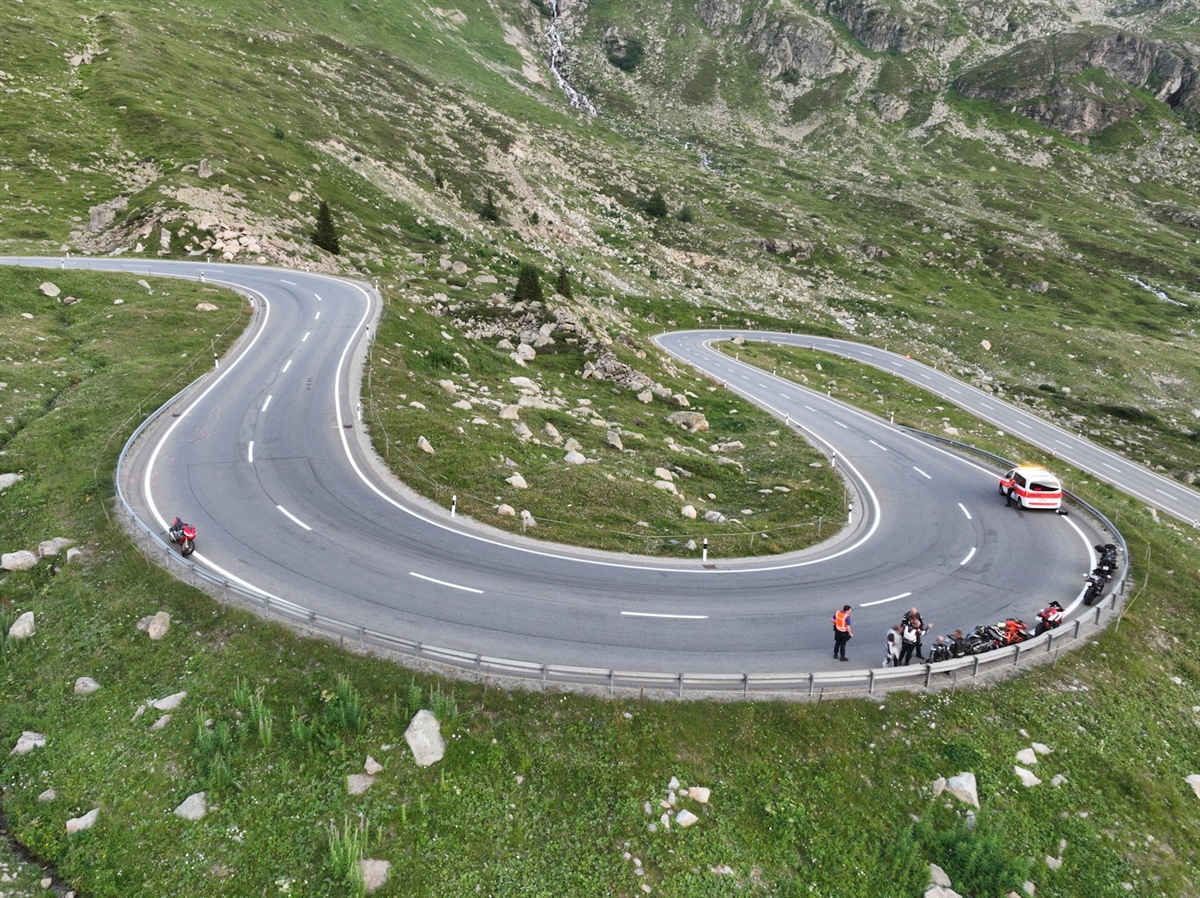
left=4, top=257, right=1165, bottom=674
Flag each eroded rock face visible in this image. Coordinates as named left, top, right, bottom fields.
left=955, top=28, right=1200, bottom=133
left=814, top=0, right=946, bottom=54
left=697, top=0, right=844, bottom=80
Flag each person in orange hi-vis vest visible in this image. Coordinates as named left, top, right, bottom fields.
left=832, top=604, right=853, bottom=662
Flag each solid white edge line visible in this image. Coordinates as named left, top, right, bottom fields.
left=621, top=611, right=708, bottom=619
left=861, top=591, right=912, bottom=607
left=959, top=502, right=971, bottom=520
left=280, top=279, right=296, bottom=285
left=276, top=505, right=312, bottom=531
left=960, top=546, right=976, bottom=566
left=248, top=441, right=254, bottom=463
left=410, top=571, right=483, bottom=594
left=261, top=395, right=272, bottom=413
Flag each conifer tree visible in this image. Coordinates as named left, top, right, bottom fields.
left=312, top=200, right=340, bottom=255
left=481, top=188, right=500, bottom=222
left=555, top=265, right=573, bottom=298
left=514, top=262, right=544, bottom=304
left=645, top=188, right=668, bottom=218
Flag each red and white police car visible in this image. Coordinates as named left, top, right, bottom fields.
left=999, top=465, right=1063, bottom=510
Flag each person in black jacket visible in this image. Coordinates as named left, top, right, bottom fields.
left=902, top=607, right=929, bottom=661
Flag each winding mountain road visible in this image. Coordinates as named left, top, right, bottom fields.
left=5, top=257, right=1182, bottom=675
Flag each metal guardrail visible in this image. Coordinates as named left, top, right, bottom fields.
left=113, top=362, right=1130, bottom=699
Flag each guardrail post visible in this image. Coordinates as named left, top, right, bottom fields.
left=743, top=674, right=748, bottom=698
left=541, top=664, right=547, bottom=692
left=1094, top=606, right=1102, bottom=625
left=359, top=627, right=366, bottom=652
left=924, top=665, right=933, bottom=688
left=1013, top=644, right=1022, bottom=666
left=808, top=673, right=815, bottom=695
left=262, top=595, right=270, bottom=619
left=868, top=670, right=875, bottom=694
left=678, top=674, right=684, bottom=698
left=609, top=670, right=614, bottom=696
left=1073, top=619, right=1081, bottom=639
left=1045, top=632, right=1052, bottom=653
left=971, top=656, right=980, bottom=678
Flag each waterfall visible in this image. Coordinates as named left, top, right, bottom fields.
left=545, top=0, right=597, bottom=116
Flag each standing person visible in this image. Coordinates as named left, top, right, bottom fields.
left=903, top=607, right=929, bottom=661
left=898, top=615, right=920, bottom=666
left=884, top=625, right=901, bottom=667
left=832, top=605, right=853, bottom=662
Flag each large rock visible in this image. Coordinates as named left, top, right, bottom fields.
left=1015, top=748, right=1038, bottom=766
left=676, top=809, right=699, bottom=827
left=66, top=808, right=99, bottom=835
left=0, top=473, right=24, bottom=491
left=147, top=611, right=171, bottom=640
left=404, top=710, right=446, bottom=767
left=505, top=473, right=528, bottom=489
left=360, top=859, right=391, bottom=894
left=2, top=550, right=38, bottom=571
left=564, top=450, right=586, bottom=465
left=703, top=511, right=726, bottom=524
left=417, top=436, right=435, bottom=454
left=10, top=731, right=46, bottom=755
left=198, top=158, right=212, bottom=179
left=74, top=676, right=101, bottom=695
left=1186, top=774, right=1200, bottom=799
left=8, top=611, right=35, bottom=640
left=681, top=505, right=697, bottom=519
left=37, top=537, right=75, bottom=557
left=929, top=863, right=952, bottom=888
left=1014, top=766, right=1042, bottom=788
left=347, top=773, right=375, bottom=795
left=666, top=412, right=709, bottom=433
left=606, top=431, right=623, bottom=451
left=39, top=282, right=61, bottom=297
left=174, top=792, right=207, bottom=820
left=945, top=772, right=979, bottom=808
left=153, top=691, right=188, bottom=711
left=654, top=480, right=677, bottom=494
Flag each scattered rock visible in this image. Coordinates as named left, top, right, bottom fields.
left=1031, top=742, right=1052, bottom=755
left=37, top=537, right=75, bottom=557
left=945, top=772, right=979, bottom=808
left=66, top=546, right=83, bottom=563
left=520, top=510, right=537, bottom=528
left=606, top=431, right=623, bottom=451
left=2, top=550, right=38, bottom=572
left=38, top=788, right=56, bottom=802
left=653, top=467, right=674, bottom=482
left=637, top=390, right=654, bottom=404
left=365, top=755, right=383, bottom=776
left=666, top=411, right=708, bottom=433
left=438, top=379, right=457, bottom=394
left=150, top=714, right=172, bottom=731
left=1028, top=281, right=1050, bottom=294
left=404, top=709, right=446, bottom=767
left=198, top=159, right=212, bottom=179
left=688, top=786, right=711, bottom=803
left=1016, top=748, right=1038, bottom=766
left=8, top=610, right=35, bottom=639
left=39, top=282, right=61, bottom=297
left=417, top=436, right=435, bottom=454
left=515, top=343, right=537, bottom=362
left=74, top=677, right=101, bottom=695
left=0, top=473, right=25, bottom=491
left=1050, top=774, right=1068, bottom=788
left=981, top=340, right=992, bottom=351
left=930, top=777, right=947, bottom=798
left=513, top=421, right=533, bottom=441
left=496, top=504, right=516, bottom=517
left=1186, top=774, right=1200, bottom=798
left=347, top=773, right=374, bottom=795
left=930, top=863, right=953, bottom=887
left=654, top=480, right=677, bottom=494
left=703, top=511, right=726, bottom=524
left=676, top=809, right=699, bottom=827
left=564, top=450, right=586, bottom=465
left=174, top=792, right=207, bottom=820
left=10, top=731, right=46, bottom=755
left=1045, top=855, right=1062, bottom=870
left=153, top=691, right=187, bottom=711
left=195, top=302, right=219, bottom=311
left=506, top=473, right=528, bottom=489
left=147, top=611, right=171, bottom=640
left=360, top=859, right=391, bottom=894
left=66, top=808, right=99, bottom=835
left=1014, top=766, right=1042, bottom=787
left=680, top=505, right=697, bottom=519
left=732, top=334, right=745, bottom=345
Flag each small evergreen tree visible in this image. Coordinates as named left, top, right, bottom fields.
left=513, top=262, right=544, bottom=305
left=677, top=205, right=695, bottom=223
left=554, top=265, right=573, bottom=299
left=645, top=189, right=668, bottom=218
left=312, top=200, right=340, bottom=255
left=480, top=188, right=500, bottom=223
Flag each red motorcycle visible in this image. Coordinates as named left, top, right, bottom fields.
left=168, top=517, right=196, bottom=557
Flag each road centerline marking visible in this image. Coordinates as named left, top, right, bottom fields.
left=959, top=503, right=971, bottom=519
left=621, top=611, right=709, bottom=619
left=410, top=572, right=483, bottom=594
left=276, top=505, right=312, bottom=531
left=862, top=591, right=912, bottom=607
left=302, top=331, right=310, bottom=342
left=248, top=441, right=254, bottom=463
left=913, top=466, right=932, bottom=479
left=960, top=546, right=976, bottom=565
left=261, top=395, right=272, bottom=413
left=282, top=359, right=292, bottom=373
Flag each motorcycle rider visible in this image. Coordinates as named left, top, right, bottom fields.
left=902, top=607, right=929, bottom=661
left=168, top=517, right=190, bottom=542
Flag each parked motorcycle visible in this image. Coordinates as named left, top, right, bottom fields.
left=1034, top=601, right=1064, bottom=636
left=168, top=517, right=196, bottom=557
